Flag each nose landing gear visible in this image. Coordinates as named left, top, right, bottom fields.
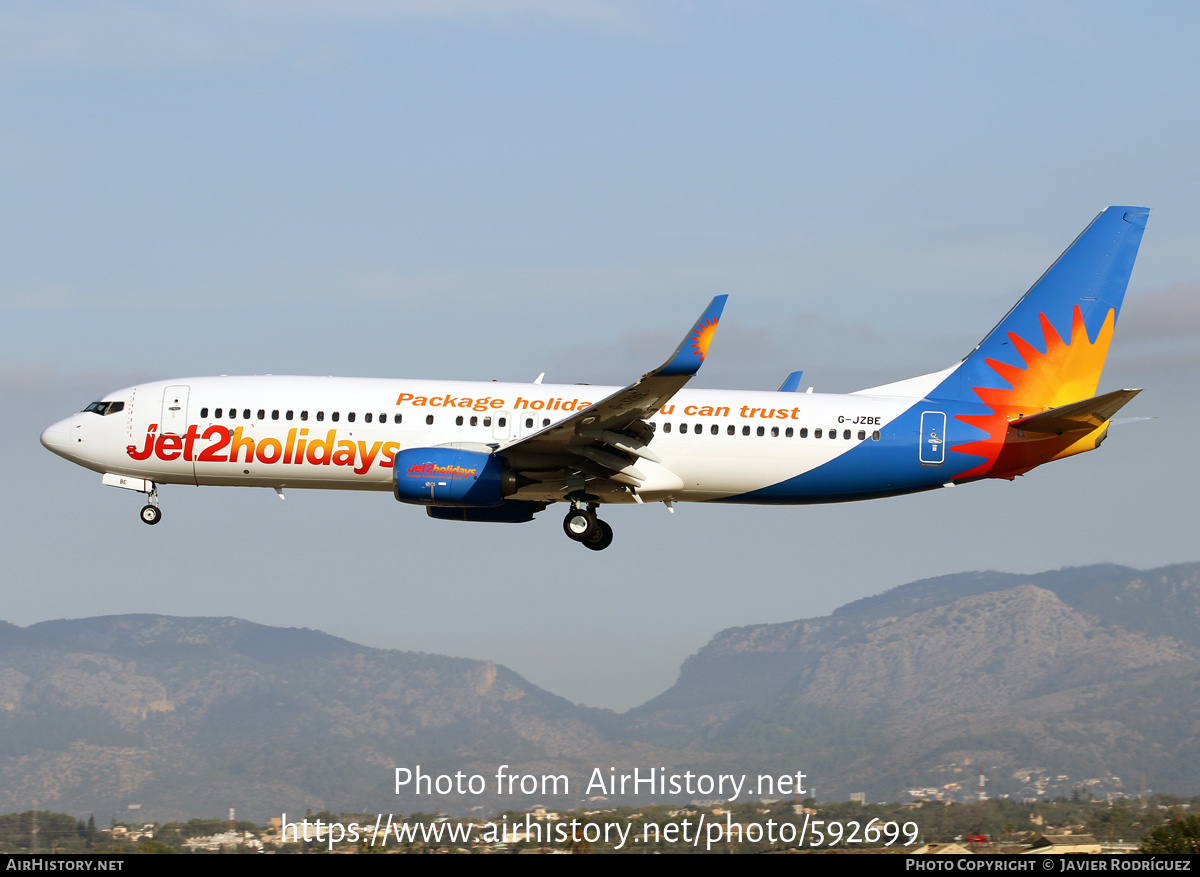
left=139, top=484, right=161, bottom=525
left=562, top=503, right=613, bottom=551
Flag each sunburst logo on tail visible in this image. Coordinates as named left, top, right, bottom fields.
left=953, top=305, right=1116, bottom=478
left=690, top=318, right=719, bottom=363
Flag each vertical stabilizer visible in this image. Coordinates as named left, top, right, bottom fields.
left=940, top=206, right=1148, bottom=480
left=940, top=206, right=1148, bottom=406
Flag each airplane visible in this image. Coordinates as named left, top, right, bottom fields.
left=41, top=206, right=1148, bottom=551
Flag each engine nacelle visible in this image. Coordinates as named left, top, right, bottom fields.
left=393, top=447, right=515, bottom=507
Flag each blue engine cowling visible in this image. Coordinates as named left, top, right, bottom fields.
left=393, top=447, right=515, bottom=507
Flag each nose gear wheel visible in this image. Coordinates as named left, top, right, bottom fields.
left=138, top=484, right=161, bottom=524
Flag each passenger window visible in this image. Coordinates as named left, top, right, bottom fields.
left=786, top=427, right=793, bottom=437
left=456, top=415, right=464, bottom=426
left=742, top=426, right=750, bottom=436
left=858, top=430, right=866, bottom=440
left=331, top=412, right=339, bottom=422
left=829, top=430, right=837, bottom=439
left=301, top=411, right=308, bottom=421
left=771, top=426, right=779, bottom=437
left=470, top=416, right=478, bottom=427
left=525, top=417, right=534, bottom=428
left=483, top=417, right=491, bottom=427
left=843, top=429, right=851, bottom=440
left=201, top=407, right=209, bottom=418
left=727, top=425, right=735, bottom=435
left=426, top=415, right=434, bottom=425
left=711, top=424, right=718, bottom=435
left=663, top=423, right=672, bottom=433
left=543, top=418, right=550, bottom=427
left=815, top=428, right=822, bottom=438
left=286, top=410, right=294, bottom=421
left=365, top=413, right=372, bottom=423
left=800, top=427, right=808, bottom=438
left=872, top=430, right=881, bottom=441
left=257, top=409, right=265, bottom=420
left=214, top=408, right=222, bottom=418
left=316, top=411, right=324, bottom=422
left=394, top=414, right=402, bottom=424
left=380, top=413, right=386, bottom=423
left=348, top=412, right=355, bottom=423
left=498, top=417, right=506, bottom=427
left=272, top=410, right=279, bottom=420
left=680, top=423, right=688, bottom=434
left=229, top=408, right=237, bottom=420
left=756, top=426, right=765, bottom=436
left=243, top=409, right=250, bottom=420
left=694, top=423, right=701, bottom=433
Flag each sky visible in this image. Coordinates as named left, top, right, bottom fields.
left=3, top=1, right=1199, bottom=712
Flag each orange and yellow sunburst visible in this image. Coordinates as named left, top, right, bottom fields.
left=690, top=318, right=719, bottom=363
left=952, top=305, right=1115, bottom=480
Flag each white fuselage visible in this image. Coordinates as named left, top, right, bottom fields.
left=43, top=375, right=930, bottom=504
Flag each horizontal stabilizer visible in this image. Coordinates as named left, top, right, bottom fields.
left=1009, top=388, right=1142, bottom=434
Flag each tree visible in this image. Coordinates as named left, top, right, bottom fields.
left=1140, top=815, right=1200, bottom=854
left=137, top=839, right=177, bottom=855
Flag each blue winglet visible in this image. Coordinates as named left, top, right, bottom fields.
left=778, top=371, right=804, bottom=392
left=653, top=295, right=728, bottom=377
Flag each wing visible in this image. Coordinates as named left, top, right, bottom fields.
left=497, top=296, right=727, bottom=499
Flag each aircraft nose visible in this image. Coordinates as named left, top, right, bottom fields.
left=40, top=416, right=73, bottom=459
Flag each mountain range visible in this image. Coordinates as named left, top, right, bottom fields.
left=3, top=562, right=1198, bottom=820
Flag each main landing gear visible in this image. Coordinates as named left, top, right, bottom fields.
left=562, top=503, right=613, bottom=551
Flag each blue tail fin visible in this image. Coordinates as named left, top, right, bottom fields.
left=936, top=206, right=1148, bottom=405
left=937, top=207, right=1148, bottom=481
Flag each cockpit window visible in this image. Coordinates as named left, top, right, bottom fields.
left=82, top=400, right=125, bottom=416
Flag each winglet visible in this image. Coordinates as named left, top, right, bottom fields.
left=651, top=295, right=728, bottom=377
left=778, top=371, right=804, bottom=392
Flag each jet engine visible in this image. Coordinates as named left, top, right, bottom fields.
left=392, top=447, right=517, bottom=507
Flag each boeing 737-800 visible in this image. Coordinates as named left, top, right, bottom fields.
left=41, top=206, right=1148, bottom=550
